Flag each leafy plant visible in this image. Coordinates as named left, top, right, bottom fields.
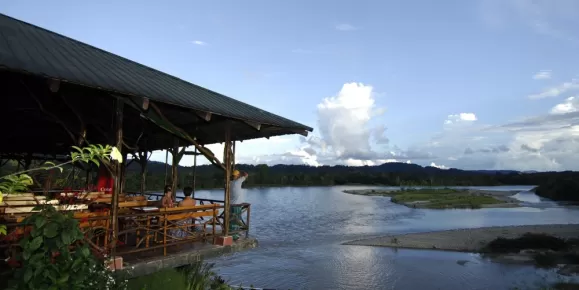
left=6, top=205, right=126, bottom=290
left=0, top=144, right=124, bottom=289
left=127, top=260, right=236, bottom=290
left=0, top=174, right=34, bottom=195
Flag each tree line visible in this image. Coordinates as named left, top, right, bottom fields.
left=121, top=162, right=579, bottom=201
left=2, top=160, right=577, bottom=202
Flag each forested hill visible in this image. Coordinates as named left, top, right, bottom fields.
left=123, top=160, right=579, bottom=193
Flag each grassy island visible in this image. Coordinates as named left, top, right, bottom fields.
left=344, top=188, right=520, bottom=209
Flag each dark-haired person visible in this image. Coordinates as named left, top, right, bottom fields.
left=175, top=186, right=196, bottom=238
left=178, top=186, right=195, bottom=207
left=161, top=185, right=174, bottom=208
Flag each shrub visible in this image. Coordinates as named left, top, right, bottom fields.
left=5, top=205, right=126, bottom=290
left=127, top=261, right=232, bottom=290
left=483, top=233, right=569, bottom=253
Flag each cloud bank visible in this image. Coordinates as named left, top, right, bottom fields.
left=150, top=75, right=579, bottom=171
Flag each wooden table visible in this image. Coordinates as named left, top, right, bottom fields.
left=130, top=207, right=159, bottom=248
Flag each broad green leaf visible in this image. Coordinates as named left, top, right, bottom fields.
left=71, top=146, right=82, bottom=153
left=30, top=227, right=40, bottom=237
left=71, top=257, right=83, bottom=269
left=91, top=159, right=100, bottom=167
left=56, top=273, right=69, bottom=285
left=24, top=268, right=33, bottom=283
left=60, top=231, right=72, bottom=245
left=35, top=215, right=46, bottom=229
left=80, top=247, right=90, bottom=257
left=32, top=205, right=44, bottom=211
left=29, top=236, right=43, bottom=251
left=43, top=223, right=59, bottom=238
left=22, top=249, right=30, bottom=260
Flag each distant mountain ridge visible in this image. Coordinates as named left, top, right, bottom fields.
left=127, top=160, right=539, bottom=175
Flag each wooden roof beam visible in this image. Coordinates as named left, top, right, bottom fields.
left=195, top=110, right=212, bottom=122
left=243, top=120, right=261, bottom=131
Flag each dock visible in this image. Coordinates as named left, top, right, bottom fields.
left=124, top=236, right=258, bottom=278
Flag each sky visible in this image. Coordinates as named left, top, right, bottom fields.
left=3, top=0, right=579, bottom=171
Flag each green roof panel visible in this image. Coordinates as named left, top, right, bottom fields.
left=0, top=13, right=312, bottom=133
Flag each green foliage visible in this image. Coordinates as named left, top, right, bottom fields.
left=0, top=144, right=123, bottom=288
left=70, top=144, right=113, bottom=168
left=535, top=178, right=579, bottom=202
left=388, top=189, right=504, bottom=209
left=483, top=233, right=571, bottom=254
left=127, top=261, right=233, bottom=290
left=115, top=161, right=579, bottom=195
left=6, top=206, right=126, bottom=290
left=0, top=174, right=34, bottom=194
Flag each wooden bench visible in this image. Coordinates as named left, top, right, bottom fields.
left=73, top=212, right=110, bottom=248
left=156, top=204, right=218, bottom=255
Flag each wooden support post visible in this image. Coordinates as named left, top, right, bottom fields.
left=223, top=127, right=233, bottom=236
left=164, top=150, right=169, bottom=185
left=192, top=148, right=197, bottom=195
left=85, top=167, right=91, bottom=189
left=171, top=138, right=179, bottom=202
left=139, top=151, right=148, bottom=195
left=170, top=138, right=186, bottom=202
left=23, top=153, right=32, bottom=170
left=110, top=98, right=124, bottom=259
left=232, top=141, right=236, bottom=169
left=120, top=153, right=127, bottom=196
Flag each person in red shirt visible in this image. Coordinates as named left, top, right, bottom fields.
left=96, top=165, right=114, bottom=194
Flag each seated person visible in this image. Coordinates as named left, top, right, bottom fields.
left=178, top=186, right=195, bottom=207
left=176, top=186, right=196, bottom=237
left=161, top=185, right=174, bottom=208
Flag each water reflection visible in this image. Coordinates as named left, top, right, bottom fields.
left=186, top=186, right=579, bottom=289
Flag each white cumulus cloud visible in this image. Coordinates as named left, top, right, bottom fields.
left=533, top=70, right=552, bottom=80
left=430, top=162, right=448, bottom=169
left=444, top=113, right=477, bottom=125
left=286, top=82, right=410, bottom=166
left=335, top=23, right=358, bottom=31
left=528, top=78, right=579, bottom=99
left=191, top=40, right=207, bottom=46
left=551, top=96, right=579, bottom=114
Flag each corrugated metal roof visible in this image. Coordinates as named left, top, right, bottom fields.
left=0, top=13, right=312, bottom=132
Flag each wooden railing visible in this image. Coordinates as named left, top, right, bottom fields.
left=1, top=199, right=252, bottom=259
left=140, top=193, right=251, bottom=237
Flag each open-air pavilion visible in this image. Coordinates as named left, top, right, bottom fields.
left=0, top=13, right=312, bottom=268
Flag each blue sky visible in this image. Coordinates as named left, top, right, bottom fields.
left=3, top=0, right=579, bottom=170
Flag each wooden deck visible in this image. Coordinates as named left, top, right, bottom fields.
left=1, top=195, right=252, bottom=273
left=122, top=236, right=258, bottom=278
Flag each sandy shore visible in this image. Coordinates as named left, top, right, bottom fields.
left=343, top=224, right=579, bottom=252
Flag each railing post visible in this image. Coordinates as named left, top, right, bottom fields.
left=110, top=97, right=124, bottom=259
left=246, top=204, right=250, bottom=235
left=223, top=127, right=232, bottom=236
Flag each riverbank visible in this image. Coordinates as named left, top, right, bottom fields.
left=343, top=224, right=579, bottom=252
left=343, top=188, right=521, bottom=209
left=344, top=224, right=579, bottom=277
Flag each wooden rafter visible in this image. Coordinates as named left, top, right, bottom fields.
left=58, top=92, right=87, bottom=146
left=194, top=110, right=211, bottom=122
left=148, top=102, right=226, bottom=171
left=20, top=79, right=79, bottom=144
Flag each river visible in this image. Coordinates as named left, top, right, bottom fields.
left=184, top=185, right=579, bottom=289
